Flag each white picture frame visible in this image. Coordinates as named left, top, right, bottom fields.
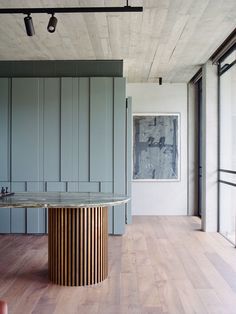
left=132, top=113, right=181, bottom=181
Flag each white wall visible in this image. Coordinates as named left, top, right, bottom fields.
left=127, top=83, right=188, bottom=215
left=201, top=62, right=218, bottom=231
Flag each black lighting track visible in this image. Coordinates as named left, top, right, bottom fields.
left=0, top=6, right=143, bottom=15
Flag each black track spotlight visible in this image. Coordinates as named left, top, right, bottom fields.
left=47, top=14, right=57, bottom=33
left=24, top=14, right=35, bottom=36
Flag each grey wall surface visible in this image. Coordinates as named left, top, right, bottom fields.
left=0, top=77, right=131, bottom=235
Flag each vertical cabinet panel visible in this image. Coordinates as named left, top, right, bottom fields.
left=26, top=182, right=45, bottom=234
left=0, top=78, right=10, bottom=182
left=78, top=78, right=90, bottom=181
left=114, top=78, right=126, bottom=193
left=43, top=78, right=60, bottom=181
left=126, top=97, right=132, bottom=224
left=90, top=78, right=113, bottom=182
left=61, top=78, right=79, bottom=181
left=113, top=78, right=126, bottom=234
left=0, top=180, right=11, bottom=232
left=12, top=78, right=43, bottom=181
left=0, top=208, right=11, bottom=233
left=11, top=182, right=26, bottom=233
left=0, top=79, right=10, bottom=233
left=100, top=181, right=114, bottom=234
left=11, top=208, right=26, bottom=233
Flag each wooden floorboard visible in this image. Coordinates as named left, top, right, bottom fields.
left=1, top=216, right=236, bottom=314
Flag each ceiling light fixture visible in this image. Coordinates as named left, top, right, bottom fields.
left=47, top=14, right=57, bottom=33
left=0, top=3, right=143, bottom=37
left=24, top=14, right=35, bottom=36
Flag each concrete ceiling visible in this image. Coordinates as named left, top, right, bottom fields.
left=0, top=0, right=235, bottom=82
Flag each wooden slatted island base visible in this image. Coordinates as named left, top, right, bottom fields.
left=48, top=206, right=108, bottom=286
left=0, top=192, right=129, bottom=286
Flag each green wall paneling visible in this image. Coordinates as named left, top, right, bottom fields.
left=26, top=181, right=45, bottom=234
left=0, top=76, right=129, bottom=235
left=43, top=78, right=61, bottom=181
left=126, top=97, right=132, bottom=224
left=0, top=78, right=10, bottom=182
left=0, top=208, right=11, bottom=233
left=46, top=182, right=66, bottom=192
left=78, top=182, right=100, bottom=192
left=11, top=78, right=44, bottom=181
left=11, top=182, right=26, bottom=233
left=61, top=78, right=79, bottom=181
left=78, top=78, right=90, bottom=181
left=100, top=181, right=113, bottom=234
left=66, top=182, right=100, bottom=192
left=0, top=80, right=11, bottom=233
left=100, top=182, right=113, bottom=193
left=11, top=208, right=26, bottom=233
left=90, top=78, right=113, bottom=182
left=0, top=181, right=11, bottom=233
left=113, top=78, right=126, bottom=234
left=27, top=207, right=46, bottom=234
left=67, top=182, right=79, bottom=192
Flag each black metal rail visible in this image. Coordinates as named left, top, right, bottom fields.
left=0, top=6, right=143, bottom=15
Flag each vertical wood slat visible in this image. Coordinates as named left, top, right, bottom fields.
left=64, top=208, right=67, bottom=285
left=80, top=208, right=83, bottom=285
left=55, top=208, right=58, bottom=283
left=48, top=207, right=108, bottom=286
left=98, top=206, right=101, bottom=282
left=68, top=209, right=71, bottom=286
left=48, top=208, right=51, bottom=279
left=94, top=207, right=98, bottom=283
left=58, top=209, right=60, bottom=284
left=83, top=208, right=87, bottom=285
left=101, top=206, right=103, bottom=280
left=105, top=207, right=108, bottom=277
left=61, top=208, right=64, bottom=285
left=91, top=208, right=94, bottom=284
left=71, top=208, right=75, bottom=286
left=87, top=208, right=91, bottom=285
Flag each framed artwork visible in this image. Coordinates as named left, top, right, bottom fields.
left=133, top=113, right=180, bottom=181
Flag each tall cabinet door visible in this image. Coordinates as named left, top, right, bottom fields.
left=113, top=78, right=126, bottom=234
left=0, top=78, right=11, bottom=233
left=90, top=77, right=127, bottom=234
left=126, top=97, right=132, bottom=224
left=11, top=78, right=44, bottom=233
left=12, top=78, right=43, bottom=182
left=90, top=78, right=113, bottom=182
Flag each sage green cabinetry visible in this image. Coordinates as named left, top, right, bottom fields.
left=0, top=77, right=131, bottom=234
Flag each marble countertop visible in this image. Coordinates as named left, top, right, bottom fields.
left=0, top=192, right=130, bottom=208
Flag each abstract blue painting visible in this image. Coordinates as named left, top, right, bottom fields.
left=133, top=114, right=179, bottom=180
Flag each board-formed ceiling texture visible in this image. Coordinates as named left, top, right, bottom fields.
left=0, top=0, right=235, bottom=82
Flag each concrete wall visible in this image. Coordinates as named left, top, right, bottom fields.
left=127, top=83, right=188, bottom=215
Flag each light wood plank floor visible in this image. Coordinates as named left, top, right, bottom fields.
left=1, top=216, right=236, bottom=314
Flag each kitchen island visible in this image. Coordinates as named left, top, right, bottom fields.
left=0, top=192, right=129, bottom=286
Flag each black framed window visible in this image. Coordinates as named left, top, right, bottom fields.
left=218, top=45, right=236, bottom=245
